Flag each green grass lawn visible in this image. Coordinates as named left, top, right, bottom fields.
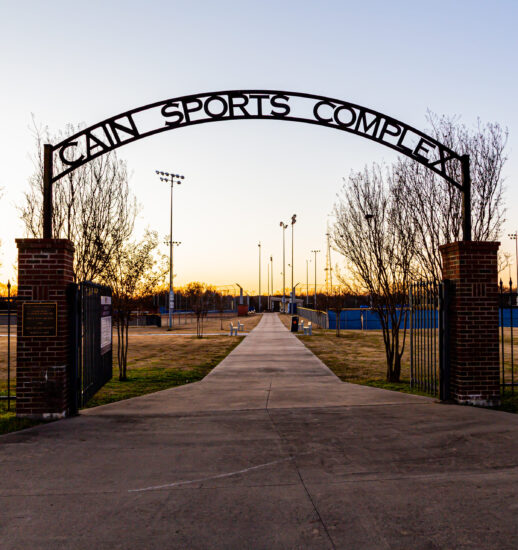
left=282, top=315, right=518, bottom=412
left=498, top=391, right=518, bottom=414
left=0, top=333, right=243, bottom=434
left=0, top=414, right=40, bottom=435
left=0, top=377, right=32, bottom=434
left=85, top=337, right=241, bottom=408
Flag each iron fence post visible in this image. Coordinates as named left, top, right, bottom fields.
left=461, top=154, right=472, bottom=242
left=428, top=282, right=431, bottom=392
left=43, top=144, right=53, bottom=239
left=510, top=279, right=514, bottom=395
left=68, top=283, right=80, bottom=415
left=408, top=284, right=414, bottom=388
left=439, top=279, right=451, bottom=401
left=433, top=280, right=438, bottom=395
left=7, top=280, right=11, bottom=411
left=500, top=280, right=505, bottom=392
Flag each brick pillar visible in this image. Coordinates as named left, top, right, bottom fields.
left=16, top=239, right=75, bottom=419
left=440, top=241, right=500, bottom=407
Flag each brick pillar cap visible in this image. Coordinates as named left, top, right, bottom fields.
left=439, top=240, right=500, bottom=253
left=16, top=238, right=75, bottom=252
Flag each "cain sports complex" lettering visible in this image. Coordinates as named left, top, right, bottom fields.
left=52, top=91, right=462, bottom=187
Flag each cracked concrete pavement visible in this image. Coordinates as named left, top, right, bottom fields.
left=1, top=313, right=518, bottom=549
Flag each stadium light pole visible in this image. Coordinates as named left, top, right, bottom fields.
left=290, top=214, right=297, bottom=312
left=156, top=170, right=185, bottom=330
left=258, top=241, right=261, bottom=312
left=280, top=222, right=288, bottom=312
left=267, top=260, right=270, bottom=311
left=509, top=232, right=518, bottom=290
left=311, top=250, right=320, bottom=309
left=270, top=255, right=273, bottom=311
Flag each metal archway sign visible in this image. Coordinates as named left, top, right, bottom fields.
left=42, top=90, right=471, bottom=240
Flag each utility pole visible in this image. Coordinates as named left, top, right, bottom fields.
left=311, top=249, right=320, bottom=310
left=258, top=241, right=261, bottom=312
left=280, top=222, right=288, bottom=312
left=156, top=170, right=185, bottom=329
left=267, top=261, right=270, bottom=311
left=325, top=231, right=333, bottom=294
left=306, top=258, right=311, bottom=306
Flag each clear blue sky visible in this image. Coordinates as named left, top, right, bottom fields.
left=1, top=0, right=517, bottom=291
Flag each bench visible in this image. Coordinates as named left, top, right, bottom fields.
left=303, top=322, right=312, bottom=335
left=229, top=323, right=238, bottom=336
left=237, top=321, right=244, bottom=331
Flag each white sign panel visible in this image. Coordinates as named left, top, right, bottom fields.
left=100, top=316, right=112, bottom=354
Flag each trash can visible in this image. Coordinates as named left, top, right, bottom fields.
left=291, top=315, right=299, bottom=333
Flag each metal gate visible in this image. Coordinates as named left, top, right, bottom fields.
left=499, top=279, right=517, bottom=395
left=69, top=282, right=112, bottom=412
left=408, top=280, right=451, bottom=400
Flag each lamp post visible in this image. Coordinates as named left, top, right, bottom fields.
left=156, top=170, right=185, bottom=329
left=270, top=255, right=273, bottom=310
left=290, top=214, right=297, bottom=312
left=280, top=222, right=288, bottom=312
left=509, top=232, right=518, bottom=290
left=311, top=250, right=320, bottom=309
left=326, top=231, right=333, bottom=293
left=167, top=241, right=181, bottom=323
left=267, top=260, right=270, bottom=311
left=258, top=241, right=261, bottom=312
left=306, top=258, right=311, bottom=306
left=292, top=282, right=300, bottom=309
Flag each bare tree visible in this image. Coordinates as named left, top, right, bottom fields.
left=20, top=122, right=138, bottom=282
left=332, top=164, right=417, bottom=382
left=498, top=251, right=513, bottom=281
left=185, top=282, right=214, bottom=338
left=325, top=286, right=349, bottom=337
left=393, top=114, right=507, bottom=280
left=103, top=230, right=166, bottom=380
left=215, top=291, right=227, bottom=329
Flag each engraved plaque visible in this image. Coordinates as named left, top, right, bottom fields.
left=22, top=302, right=57, bottom=337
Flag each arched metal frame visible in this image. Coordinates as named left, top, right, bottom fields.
left=42, top=90, right=471, bottom=240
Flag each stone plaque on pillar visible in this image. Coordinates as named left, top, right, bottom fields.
left=22, top=302, right=57, bottom=337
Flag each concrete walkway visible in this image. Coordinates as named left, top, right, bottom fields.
left=1, top=313, right=518, bottom=549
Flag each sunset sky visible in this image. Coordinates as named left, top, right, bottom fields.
left=1, top=0, right=517, bottom=292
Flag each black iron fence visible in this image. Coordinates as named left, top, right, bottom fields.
left=70, top=282, right=113, bottom=412
left=0, top=282, right=17, bottom=411
left=408, top=280, right=451, bottom=400
left=499, top=279, right=517, bottom=395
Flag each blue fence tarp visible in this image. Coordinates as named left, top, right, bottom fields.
left=499, top=309, right=518, bottom=327
left=327, top=309, right=410, bottom=330
left=327, top=308, right=518, bottom=330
